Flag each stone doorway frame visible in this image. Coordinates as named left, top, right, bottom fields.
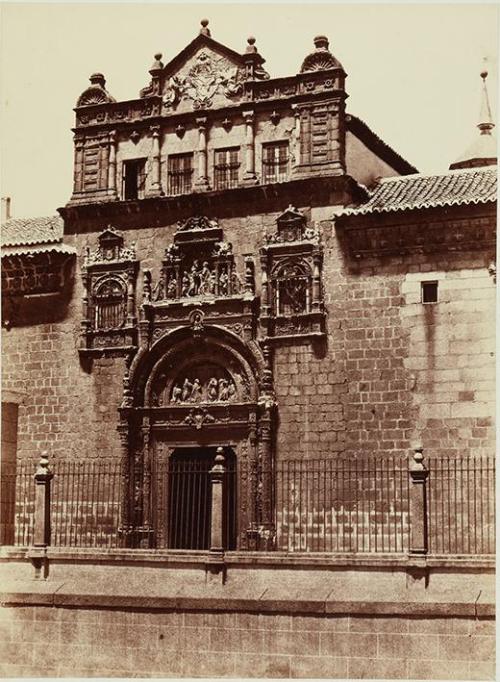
left=118, top=324, right=276, bottom=550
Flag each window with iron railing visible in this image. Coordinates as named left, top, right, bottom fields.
left=168, top=153, right=193, bottom=195
left=92, top=278, right=127, bottom=330
left=262, top=141, right=289, bottom=184
left=214, top=147, right=240, bottom=190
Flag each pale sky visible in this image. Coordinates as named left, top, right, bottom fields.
left=0, top=2, right=498, bottom=219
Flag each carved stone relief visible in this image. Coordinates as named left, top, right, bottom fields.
left=163, top=50, right=244, bottom=110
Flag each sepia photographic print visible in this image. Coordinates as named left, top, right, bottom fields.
left=0, top=2, right=496, bottom=679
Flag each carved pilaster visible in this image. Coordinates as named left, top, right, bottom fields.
left=312, top=251, right=322, bottom=311
left=260, top=253, right=270, bottom=315
left=242, top=110, right=258, bottom=185
left=117, top=419, right=132, bottom=544
left=107, top=130, right=117, bottom=197
left=99, top=137, right=109, bottom=191
left=195, top=117, right=210, bottom=191
left=73, top=135, right=85, bottom=195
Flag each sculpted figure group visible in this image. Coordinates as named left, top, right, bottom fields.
left=159, top=259, right=241, bottom=300
left=171, top=376, right=237, bottom=404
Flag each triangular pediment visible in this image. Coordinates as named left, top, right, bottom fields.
left=162, top=33, right=244, bottom=79
left=161, top=34, right=246, bottom=112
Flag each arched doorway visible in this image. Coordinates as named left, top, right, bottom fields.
left=120, top=326, right=276, bottom=550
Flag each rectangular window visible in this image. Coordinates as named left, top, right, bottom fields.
left=214, top=147, right=240, bottom=190
left=168, top=153, right=193, bottom=195
left=122, top=159, right=146, bottom=200
left=262, top=141, right=289, bottom=184
left=421, top=281, right=438, bottom=304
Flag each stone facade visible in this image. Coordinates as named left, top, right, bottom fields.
left=1, top=21, right=496, bottom=553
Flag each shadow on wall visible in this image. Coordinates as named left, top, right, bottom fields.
left=2, top=270, right=75, bottom=330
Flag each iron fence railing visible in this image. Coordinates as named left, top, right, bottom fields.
left=0, top=455, right=495, bottom=555
left=275, top=457, right=409, bottom=553
left=427, top=456, right=495, bottom=555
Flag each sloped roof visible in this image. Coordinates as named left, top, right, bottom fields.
left=341, top=166, right=497, bottom=217
left=1, top=215, right=64, bottom=248
left=346, top=115, right=418, bottom=176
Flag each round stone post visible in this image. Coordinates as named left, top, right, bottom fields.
left=33, top=452, right=53, bottom=548
left=409, top=446, right=429, bottom=555
left=209, top=447, right=226, bottom=556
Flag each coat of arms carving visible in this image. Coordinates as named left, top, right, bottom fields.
left=163, top=51, right=243, bottom=110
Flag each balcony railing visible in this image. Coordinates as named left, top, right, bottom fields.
left=0, top=454, right=495, bottom=556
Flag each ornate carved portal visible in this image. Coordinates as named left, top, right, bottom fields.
left=118, top=217, right=275, bottom=551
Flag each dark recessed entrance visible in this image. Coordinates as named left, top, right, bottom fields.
left=167, top=447, right=237, bottom=550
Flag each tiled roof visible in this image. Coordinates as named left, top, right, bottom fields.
left=1, top=243, right=76, bottom=258
left=341, top=166, right=497, bottom=216
left=1, top=215, right=64, bottom=248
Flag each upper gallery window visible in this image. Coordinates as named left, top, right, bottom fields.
left=214, top=147, right=240, bottom=190
left=168, top=153, right=193, bottom=196
left=262, top=141, right=289, bottom=184
left=122, top=159, right=146, bottom=200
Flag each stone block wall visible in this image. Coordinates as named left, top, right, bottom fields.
left=0, top=604, right=494, bottom=679
left=1, top=204, right=495, bottom=469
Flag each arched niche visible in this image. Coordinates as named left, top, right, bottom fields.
left=129, top=324, right=264, bottom=408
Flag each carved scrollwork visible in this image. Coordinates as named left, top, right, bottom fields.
left=177, top=215, right=219, bottom=232
left=183, top=407, right=216, bottom=430
left=84, top=227, right=136, bottom=266
left=162, top=51, right=244, bottom=111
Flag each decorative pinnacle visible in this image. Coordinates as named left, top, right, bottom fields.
left=246, top=36, right=258, bottom=54
left=89, top=73, right=106, bottom=87
left=314, top=35, right=329, bottom=50
left=150, top=52, right=164, bottom=71
left=200, top=18, right=211, bottom=36
left=478, top=62, right=494, bottom=134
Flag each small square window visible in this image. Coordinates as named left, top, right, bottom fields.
left=421, top=281, right=438, bottom=304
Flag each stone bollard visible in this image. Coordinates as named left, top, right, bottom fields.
left=408, top=446, right=429, bottom=555
left=206, top=447, right=226, bottom=577
left=33, top=452, right=54, bottom=548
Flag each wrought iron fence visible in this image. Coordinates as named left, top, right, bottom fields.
left=0, top=454, right=495, bottom=556
left=427, top=456, right=495, bottom=555
left=275, top=457, right=409, bottom=553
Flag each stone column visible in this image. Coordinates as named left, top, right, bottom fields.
left=242, top=110, right=258, bottom=185
left=149, top=125, right=163, bottom=196
left=195, top=117, right=210, bottom=191
left=107, top=130, right=117, bottom=197
left=33, top=453, right=53, bottom=548
left=409, top=446, right=429, bottom=555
